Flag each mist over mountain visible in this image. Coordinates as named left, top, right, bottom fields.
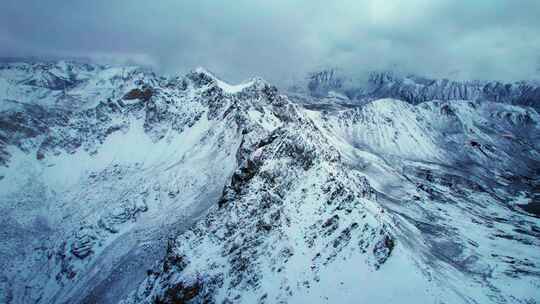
left=2, top=1, right=540, bottom=84
left=290, top=68, right=540, bottom=110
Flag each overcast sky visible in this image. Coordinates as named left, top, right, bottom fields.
left=2, top=0, right=539, bottom=84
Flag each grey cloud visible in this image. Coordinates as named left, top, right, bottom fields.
left=1, top=0, right=539, bottom=84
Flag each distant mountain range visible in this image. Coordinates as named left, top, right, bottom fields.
left=290, top=68, right=540, bottom=111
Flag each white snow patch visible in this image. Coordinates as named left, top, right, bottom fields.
left=194, top=67, right=254, bottom=94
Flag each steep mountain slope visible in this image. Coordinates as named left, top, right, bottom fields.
left=121, top=98, right=540, bottom=304
left=1, top=62, right=539, bottom=304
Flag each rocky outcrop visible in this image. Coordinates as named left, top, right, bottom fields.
left=307, top=69, right=345, bottom=98
left=122, top=86, right=153, bottom=102
left=121, top=116, right=389, bottom=304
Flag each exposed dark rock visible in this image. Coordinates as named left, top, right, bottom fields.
left=123, top=87, right=154, bottom=102
left=70, top=231, right=96, bottom=259
left=153, top=279, right=203, bottom=304
left=373, top=234, right=395, bottom=269
left=518, top=203, right=540, bottom=218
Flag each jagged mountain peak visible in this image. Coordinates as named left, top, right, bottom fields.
left=190, top=66, right=272, bottom=96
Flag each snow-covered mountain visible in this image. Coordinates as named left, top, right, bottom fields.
left=1, top=61, right=539, bottom=304
left=295, top=69, right=540, bottom=111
